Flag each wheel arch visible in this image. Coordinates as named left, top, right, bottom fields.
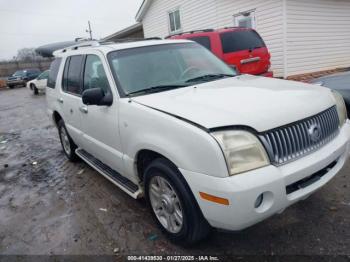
left=52, top=111, right=63, bottom=127
left=135, top=148, right=180, bottom=183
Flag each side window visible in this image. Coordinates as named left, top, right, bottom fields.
left=83, top=55, right=110, bottom=94
left=188, top=36, right=211, bottom=50
left=48, top=58, right=62, bottom=89
left=63, top=55, right=84, bottom=95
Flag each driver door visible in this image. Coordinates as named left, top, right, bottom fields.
left=79, top=53, right=124, bottom=175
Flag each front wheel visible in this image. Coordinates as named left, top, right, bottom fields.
left=33, top=85, right=39, bottom=95
left=144, top=158, right=211, bottom=245
left=58, top=119, right=78, bottom=161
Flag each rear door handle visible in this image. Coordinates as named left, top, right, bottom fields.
left=79, top=106, right=88, bottom=114
left=57, top=98, right=64, bottom=104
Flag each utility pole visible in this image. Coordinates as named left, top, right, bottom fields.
left=86, top=21, right=93, bottom=40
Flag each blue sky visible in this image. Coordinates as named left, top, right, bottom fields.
left=0, top=0, right=143, bottom=59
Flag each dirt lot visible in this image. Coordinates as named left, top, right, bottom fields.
left=0, top=88, right=350, bottom=258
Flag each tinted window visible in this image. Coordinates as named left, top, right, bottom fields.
left=220, top=30, right=266, bottom=53
left=48, top=58, right=62, bottom=88
left=63, top=55, right=84, bottom=95
left=188, top=36, right=211, bottom=50
left=83, top=55, right=110, bottom=94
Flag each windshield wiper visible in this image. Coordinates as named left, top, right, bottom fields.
left=126, top=84, right=188, bottom=96
left=185, top=74, right=235, bottom=83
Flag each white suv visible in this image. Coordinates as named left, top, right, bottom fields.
left=46, top=39, right=350, bottom=244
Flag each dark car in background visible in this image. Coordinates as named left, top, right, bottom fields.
left=167, top=27, right=273, bottom=77
left=311, top=71, right=350, bottom=112
left=6, top=68, right=41, bottom=88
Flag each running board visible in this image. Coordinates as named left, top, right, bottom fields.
left=75, top=149, right=142, bottom=199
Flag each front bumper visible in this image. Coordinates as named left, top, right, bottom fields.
left=180, top=121, right=350, bottom=231
left=7, top=79, right=25, bottom=86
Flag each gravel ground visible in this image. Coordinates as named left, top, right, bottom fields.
left=0, top=88, right=349, bottom=259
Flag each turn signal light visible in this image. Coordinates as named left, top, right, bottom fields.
left=199, top=192, right=229, bottom=206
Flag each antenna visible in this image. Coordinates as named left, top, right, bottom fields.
left=86, top=21, right=93, bottom=40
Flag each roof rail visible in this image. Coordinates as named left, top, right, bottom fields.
left=165, top=29, right=214, bottom=38
left=54, top=37, right=163, bottom=55
left=106, top=37, right=162, bottom=43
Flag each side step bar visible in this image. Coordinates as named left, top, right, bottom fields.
left=76, top=149, right=142, bottom=199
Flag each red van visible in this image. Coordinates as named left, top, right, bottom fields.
left=167, top=27, right=273, bottom=77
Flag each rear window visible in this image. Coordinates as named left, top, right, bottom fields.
left=48, top=58, right=62, bottom=88
left=62, top=55, right=84, bottom=95
left=188, top=36, right=211, bottom=50
left=220, top=30, right=266, bottom=53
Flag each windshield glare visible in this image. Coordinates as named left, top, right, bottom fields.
left=108, top=43, right=237, bottom=96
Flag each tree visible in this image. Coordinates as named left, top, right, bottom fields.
left=15, top=48, right=43, bottom=62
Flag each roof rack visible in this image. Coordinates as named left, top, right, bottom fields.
left=165, top=29, right=214, bottom=38
left=57, top=37, right=162, bottom=54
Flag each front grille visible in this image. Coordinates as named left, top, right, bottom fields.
left=260, top=106, right=339, bottom=165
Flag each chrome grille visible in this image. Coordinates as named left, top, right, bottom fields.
left=261, top=106, right=340, bottom=165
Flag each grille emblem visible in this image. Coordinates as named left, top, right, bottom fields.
left=308, top=124, right=322, bottom=142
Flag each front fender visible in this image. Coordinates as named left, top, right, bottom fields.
left=119, top=100, right=229, bottom=180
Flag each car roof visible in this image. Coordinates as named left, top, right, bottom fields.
left=167, top=27, right=254, bottom=38
left=53, top=39, right=192, bottom=58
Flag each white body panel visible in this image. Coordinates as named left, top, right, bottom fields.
left=46, top=41, right=350, bottom=231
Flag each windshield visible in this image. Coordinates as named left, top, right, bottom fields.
left=13, top=70, right=26, bottom=77
left=108, top=43, right=237, bottom=96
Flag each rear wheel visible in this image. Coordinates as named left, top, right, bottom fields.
left=144, top=158, right=211, bottom=245
left=58, top=119, right=78, bottom=161
left=8, top=85, right=14, bottom=89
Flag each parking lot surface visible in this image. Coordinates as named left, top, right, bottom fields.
left=0, top=88, right=349, bottom=256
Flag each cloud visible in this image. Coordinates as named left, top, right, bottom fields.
left=0, top=0, right=143, bottom=59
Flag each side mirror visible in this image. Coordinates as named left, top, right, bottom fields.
left=82, top=88, right=113, bottom=106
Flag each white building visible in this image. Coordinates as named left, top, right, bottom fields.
left=136, top=0, right=350, bottom=78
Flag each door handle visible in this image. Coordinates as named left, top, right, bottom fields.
left=79, top=106, right=88, bottom=114
left=57, top=98, right=64, bottom=104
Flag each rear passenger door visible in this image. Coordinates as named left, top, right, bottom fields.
left=59, top=55, right=85, bottom=147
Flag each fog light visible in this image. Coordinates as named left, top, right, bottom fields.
left=254, top=194, right=264, bottom=208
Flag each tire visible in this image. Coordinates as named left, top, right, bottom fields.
left=32, top=84, right=39, bottom=95
left=8, top=85, right=14, bottom=89
left=58, top=119, right=78, bottom=161
left=144, top=158, right=211, bottom=245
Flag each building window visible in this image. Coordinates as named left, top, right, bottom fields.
left=168, top=9, right=182, bottom=33
left=234, top=11, right=256, bottom=28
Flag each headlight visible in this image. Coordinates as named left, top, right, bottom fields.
left=212, top=130, right=270, bottom=176
left=332, top=91, right=347, bottom=127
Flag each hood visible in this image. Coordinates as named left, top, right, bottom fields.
left=132, top=75, right=336, bottom=132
